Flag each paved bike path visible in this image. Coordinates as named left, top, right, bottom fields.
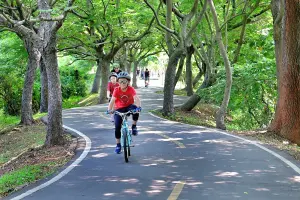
left=6, top=86, right=300, bottom=200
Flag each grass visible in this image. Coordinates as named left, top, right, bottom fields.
left=62, top=96, right=84, bottom=109
left=0, top=124, right=46, bottom=165
left=155, top=89, right=187, bottom=96
left=0, top=110, right=19, bottom=132
left=0, top=162, right=56, bottom=196
left=77, top=93, right=99, bottom=106
left=0, top=111, right=47, bottom=134
left=62, top=94, right=99, bottom=109
left=0, top=93, right=98, bottom=131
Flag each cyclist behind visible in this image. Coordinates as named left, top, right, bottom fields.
left=111, top=63, right=122, bottom=74
left=107, top=72, right=119, bottom=122
left=107, top=72, right=119, bottom=102
left=144, top=68, right=150, bottom=87
left=107, top=72, right=142, bottom=154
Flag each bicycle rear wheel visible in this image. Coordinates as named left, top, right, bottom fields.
left=123, top=132, right=129, bottom=163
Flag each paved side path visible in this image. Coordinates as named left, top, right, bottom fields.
left=6, top=83, right=300, bottom=200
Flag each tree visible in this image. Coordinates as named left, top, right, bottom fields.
left=59, top=0, right=153, bottom=103
left=127, top=39, right=160, bottom=88
left=0, top=0, right=76, bottom=145
left=269, top=0, right=300, bottom=144
left=208, top=0, right=232, bottom=130
left=0, top=2, right=43, bottom=125
left=144, top=0, right=207, bottom=116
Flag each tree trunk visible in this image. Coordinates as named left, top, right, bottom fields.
left=192, top=71, right=203, bottom=88
left=174, top=55, right=185, bottom=89
left=163, top=48, right=183, bottom=116
left=180, top=70, right=211, bottom=111
left=91, top=60, right=101, bottom=93
left=185, top=45, right=194, bottom=96
left=20, top=39, right=41, bottom=125
left=232, top=13, right=247, bottom=64
left=127, top=61, right=132, bottom=74
left=209, top=0, right=233, bottom=130
left=99, top=59, right=110, bottom=104
left=132, top=61, right=139, bottom=88
left=43, top=32, right=64, bottom=146
left=40, top=58, right=48, bottom=113
left=43, top=35, right=64, bottom=146
left=269, top=0, right=300, bottom=144
left=38, top=0, right=64, bottom=146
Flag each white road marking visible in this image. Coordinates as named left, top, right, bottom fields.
left=148, top=112, right=300, bottom=175
left=10, top=125, right=91, bottom=200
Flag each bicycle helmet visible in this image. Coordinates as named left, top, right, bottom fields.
left=117, top=71, right=131, bottom=81
left=109, top=72, right=118, bottom=79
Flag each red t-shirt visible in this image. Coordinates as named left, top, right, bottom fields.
left=107, top=82, right=119, bottom=95
left=112, top=86, right=136, bottom=109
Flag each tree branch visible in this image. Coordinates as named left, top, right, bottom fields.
left=143, top=0, right=176, bottom=34
left=109, top=17, right=154, bottom=58
left=186, top=0, right=208, bottom=40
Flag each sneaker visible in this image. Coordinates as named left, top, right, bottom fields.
left=115, top=144, right=121, bottom=154
left=132, top=125, right=138, bottom=136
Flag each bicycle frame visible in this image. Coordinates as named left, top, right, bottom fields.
left=114, top=110, right=136, bottom=162
left=114, top=111, right=134, bottom=147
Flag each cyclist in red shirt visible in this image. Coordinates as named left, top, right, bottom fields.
left=107, top=72, right=142, bottom=154
left=107, top=72, right=119, bottom=102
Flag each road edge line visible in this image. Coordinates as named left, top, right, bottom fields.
left=10, top=125, right=92, bottom=200
left=148, top=111, right=300, bottom=175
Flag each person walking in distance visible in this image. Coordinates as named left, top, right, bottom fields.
left=144, top=68, right=150, bottom=87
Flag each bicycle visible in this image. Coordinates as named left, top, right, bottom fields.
left=114, top=110, right=138, bottom=163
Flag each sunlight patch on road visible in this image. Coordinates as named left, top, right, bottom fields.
left=92, top=153, right=109, bottom=158
left=123, top=189, right=140, bottom=195
left=103, top=193, right=116, bottom=196
left=289, top=176, right=300, bottom=183
left=104, top=177, right=139, bottom=184
left=253, top=188, right=270, bottom=191
left=214, top=171, right=240, bottom=177
left=156, top=133, right=186, bottom=148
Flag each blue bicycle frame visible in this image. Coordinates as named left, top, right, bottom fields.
left=114, top=110, right=135, bottom=162
left=115, top=110, right=133, bottom=147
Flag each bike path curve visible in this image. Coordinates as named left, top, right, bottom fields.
left=6, top=86, right=300, bottom=200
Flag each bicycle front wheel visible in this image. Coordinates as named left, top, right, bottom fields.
left=123, top=132, right=129, bottom=163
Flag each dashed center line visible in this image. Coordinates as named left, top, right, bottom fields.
left=167, top=181, right=186, bottom=200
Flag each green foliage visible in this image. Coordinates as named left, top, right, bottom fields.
left=0, top=32, right=39, bottom=116
left=0, top=72, right=23, bottom=116
left=201, top=57, right=276, bottom=130
left=0, top=71, right=40, bottom=116
left=60, top=66, right=88, bottom=99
